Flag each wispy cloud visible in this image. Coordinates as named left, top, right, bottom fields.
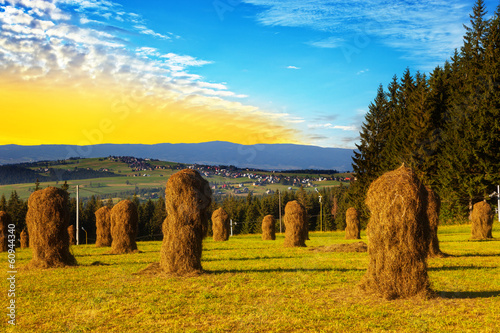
left=356, top=68, right=369, bottom=75
left=308, top=123, right=357, bottom=131
left=286, top=65, right=300, bottom=70
left=242, top=0, right=472, bottom=68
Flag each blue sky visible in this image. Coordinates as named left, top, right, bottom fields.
left=1, top=0, right=498, bottom=148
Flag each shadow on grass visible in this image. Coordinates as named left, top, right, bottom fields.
left=206, top=267, right=364, bottom=274
left=448, top=253, right=500, bottom=257
left=203, top=256, right=294, bottom=262
left=439, top=291, right=500, bottom=299
left=429, top=265, right=498, bottom=271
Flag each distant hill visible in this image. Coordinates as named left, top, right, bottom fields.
left=0, top=142, right=355, bottom=171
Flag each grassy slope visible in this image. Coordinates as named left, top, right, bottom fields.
left=2, top=224, right=499, bottom=332
left=0, top=158, right=347, bottom=200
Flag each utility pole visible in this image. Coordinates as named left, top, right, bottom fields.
left=315, top=188, right=322, bottom=232
left=230, top=219, right=233, bottom=237
left=76, top=185, right=79, bottom=245
left=278, top=190, right=282, bottom=233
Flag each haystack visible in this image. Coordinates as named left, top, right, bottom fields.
left=345, top=207, right=361, bottom=239
left=25, top=187, right=77, bottom=268
left=262, top=215, right=276, bottom=240
left=160, top=169, right=212, bottom=276
left=426, top=186, right=445, bottom=257
left=283, top=200, right=307, bottom=247
left=67, top=225, right=76, bottom=246
left=471, top=201, right=494, bottom=240
left=110, top=200, right=138, bottom=254
left=212, top=207, right=230, bottom=241
left=360, top=165, right=432, bottom=299
left=95, top=206, right=112, bottom=247
left=20, top=229, right=28, bottom=249
left=0, top=211, right=11, bottom=252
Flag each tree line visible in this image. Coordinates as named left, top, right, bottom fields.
left=351, top=0, right=500, bottom=222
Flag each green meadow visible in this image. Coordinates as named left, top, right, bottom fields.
left=2, top=224, right=499, bottom=332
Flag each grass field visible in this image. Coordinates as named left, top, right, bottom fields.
left=2, top=224, right=499, bottom=332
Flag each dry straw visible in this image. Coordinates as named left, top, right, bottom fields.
left=20, top=229, right=28, bottom=249
left=426, top=186, right=445, bottom=257
left=261, top=215, right=276, bottom=240
left=471, top=201, right=494, bottom=240
left=360, top=165, right=432, bottom=299
left=25, top=187, right=77, bottom=268
left=160, top=169, right=212, bottom=276
left=0, top=211, right=11, bottom=252
left=95, top=206, right=112, bottom=247
left=284, top=200, right=307, bottom=247
left=110, top=200, right=138, bottom=254
left=345, top=207, right=361, bottom=239
left=67, top=225, right=76, bottom=246
left=212, top=207, right=230, bottom=241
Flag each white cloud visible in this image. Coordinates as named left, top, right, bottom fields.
left=242, top=0, right=472, bottom=68
left=286, top=65, right=300, bottom=69
left=308, top=123, right=357, bottom=131
left=356, top=68, right=369, bottom=75
left=308, top=36, right=344, bottom=49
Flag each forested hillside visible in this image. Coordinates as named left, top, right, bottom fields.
left=351, top=0, right=500, bottom=222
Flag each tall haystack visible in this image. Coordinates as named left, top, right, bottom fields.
left=95, top=206, right=112, bottom=247
left=426, top=186, right=445, bottom=257
left=212, top=207, right=230, bottom=241
left=471, top=201, right=494, bottom=240
left=345, top=207, right=361, bottom=239
left=283, top=200, right=307, bottom=247
left=262, top=215, right=276, bottom=240
left=110, top=200, right=138, bottom=254
left=67, top=225, right=76, bottom=246
left=20, top=229, right=28, bottom=249
left=0, top=211, right=11, bottom=252
left=160, top=169, right=212, bottom=276
left=360, top=165, right=432, bottom=299
left=25, top=187, right=77, bottom=268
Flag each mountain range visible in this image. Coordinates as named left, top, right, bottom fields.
left=0, top=142, right=355, bottom=171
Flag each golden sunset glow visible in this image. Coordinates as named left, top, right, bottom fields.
left=0, top=75, right=301, bottom=146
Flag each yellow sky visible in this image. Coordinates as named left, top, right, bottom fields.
left=0, top=75, right=302, bottom=146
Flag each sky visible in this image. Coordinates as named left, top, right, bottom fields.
left=0, top=0, right=498, bottom=149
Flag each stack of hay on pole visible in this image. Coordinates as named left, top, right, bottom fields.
left=0, top=211, right=11, bottom=252
left=110, top=200, right=138, bottom=254
left=345, top=207, right=361, bottom=240
left=160, top=169, right=212, bottom=276
left=284, top=200, right=307, bottom=247
left=67, top=225, right=76, bottom=246
left=20, top=229, right=29, bottom=249
left=25, top=187, right=77, bottom=268
left=95, top=206, right=112, bottom=247
left=471, top=201, right=494, bottom=240
left=360, top=165, right=432, bottom=299
left=212, top=207, right=230, bottom=241
left=261, top=215, right=276, bottom=240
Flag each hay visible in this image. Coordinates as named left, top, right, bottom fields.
left=110, top=200, right=138, bottom=254
left=426, top=186, right=446, bottom=257
left=261, top=215, right=276, bottom=240
left=160, top=169, right=212, bottom=276
left=345, top=207, right=361, bottom=239
left=0, top=211, right=11, bottom=252
left=95, top=206, right=112, bottom=247
left=283, top=200, right=307, bottom=247
left=471, top=201, right=494, bottom=240
left=212, top=207, right=230, bottom=241
left=25, top=187, right=77, bottom=268
left=311, top=241, right=367, bottom=253
left=20, top=229, right=28, bottom=249
left=360, top=165, right=432, bottom=299
left=67, top=225, right=76, bottom=246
